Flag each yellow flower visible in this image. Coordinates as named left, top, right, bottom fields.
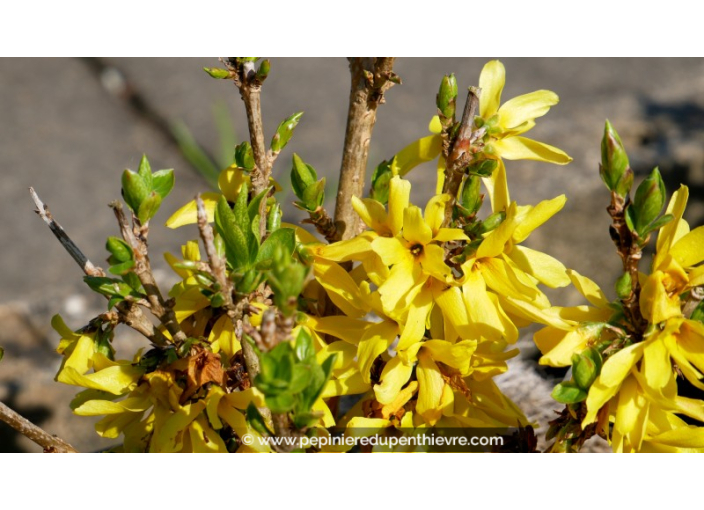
left=641, top=185, right=704, bottom=324
left=477, top=60, right=572, bottom=211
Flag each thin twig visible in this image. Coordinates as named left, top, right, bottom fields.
left=442, top=88, right=481, bottom=220
left=302, top=206, right=338, bottom=243
left=30, top=187, right=104, bottom=277
left=0, top=401, right=78, bottom=452
left=30, top=188, right=166, bottom=345
left=334, top=57, right=398, bottom=241
left=683, top=286, right=704, bottom=318
left=110, top=201, right=187, bottom=344
left=196, top=195, right=233, bottom=308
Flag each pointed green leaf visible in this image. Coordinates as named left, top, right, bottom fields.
left=551, top=381, right=587, bottom=404
left=138, top=154, right=153, bottom=190
left=152, top=169, right=175, bottom=199
left=255, top=228, right=295, bottom=270
left=270, top=112, right=303, bottom=153
left=109, top=260, right=136, bottom=276
left=214, top=196, right=250, bottom=270
left=246, top=403, right=274, bottom=436
left=106, top=237, right=132, bottom=263
left=121, top=170, right=149, bottom=213
left=137, top=191, right=162, bottom=224
left=295, top=328, right=315, bottom=363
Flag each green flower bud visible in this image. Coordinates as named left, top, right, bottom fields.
left=572, top=351, right=599, bottom=390
left=271, top=112, right=303, bottom=153
left=600, top=120, right=633, bottom=197
left=290, top=154, right=317, bottom=199
left=121, top=170, right=149, bottom=214
left=106, top=236, right=133, bottom=263
left=256, top=59, right=271, bottom=82
left=468, top=158, right=498, bottom=178
left=551, top=381, right=587, bottom=404
left=460, top=175, right=483, bottom=215
left=370, top=159, right=393, bottom=205
left=632, top=167, right=666, bottom=235
left=477, top=211, right=505, bottom=234
left=203, top=67, right=231, bottom=79
left=615, top=272, right=632, bottom=300
left=436, top=73, right=458, bottom=120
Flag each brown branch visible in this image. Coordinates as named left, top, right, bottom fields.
left=30, top=187, right=104, bottom=277
left=334, top=57, right=398, bottom=241
left=110, top=201, right=187, bottom=344
left=302, top=206, right=338, bottom=243
left=607, top=192, right=646, bottom=332
left=442, top=87, right=481, bottom=208
left=196, top=195, right=234, bottom=308
left=223, top=58, right=271, bottom=239
left=30, top=188, right=166, bottom=345
left=0, top=401, right=77, bottom=452
left=683, top=286, right=704, bottom=318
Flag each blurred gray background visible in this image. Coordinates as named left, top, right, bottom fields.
left=2, top=58, right=704, bottom=452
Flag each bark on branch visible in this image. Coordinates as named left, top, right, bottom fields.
left=0, top=401, right=78, bottom=452
left=334, top=57, right=398, bottom=241
left=30, top=188, right=166, bottom=345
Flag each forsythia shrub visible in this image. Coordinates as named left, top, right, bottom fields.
left=15, top=58, right=704, bottom=452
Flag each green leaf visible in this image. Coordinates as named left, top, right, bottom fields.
left=248, top=187, right=271, bottom=223
left=371, top=160, right=393, bottom=205
left=642, top=213, right=674, bottom=236
left=295, top=328, right=315, bottom=363
left=214, top=196, right=250, bottom=270
left=300, top=354, right=336, bottom=411
left=152, top=169, right=175, bottom=199
left=266, top=392, right=296, bottom=414
left=137, top=191, right=162, bottom=224
left=270, top=112, right=303, bottom=153
left=436, top=73, right=457, bottom=119
left=234, top=142, right=255, bottom=171
left=122, top=272, right=142, bottom=292
left=246, top=403, right=273, bottom=436
left=600, top=120, right=632, bottom=197
left=291, top=154, right=317, bottom=199
left=106, top=237, right=132, bottom=263
left=233, top=182, right=250, bottom=233
left=267, top=203, right=282, bottom=233
left=0, top=347, right=4, bottom=363
left=121, top=170, right=149, bottom=213
left=633, top=167, right=666, bottom=236
left=292, top=412, right=320, bottom=430
left=84, top=277, right=135, bottom=302
left=289, top=365, right=312, bottom=394
left=203, top=67, right=231, bottom=79
left=108, top=260, right=136, bottom=276
left=255, top=228, right=295, bottom=270
left=301, top=179, right=326, bottom=211
left=137, top=154, right=153, bottom=190
left=572, top=352, right=597, bottom=390
left=551, top=381, right=587, bottom=404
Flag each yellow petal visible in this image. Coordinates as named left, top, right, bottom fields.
left=390, top=135, right=442, bottom=177
left=304, top=315, right=370, bottom=345
left=567, top=269, right=609, bottom=309
left=498, top=90, right=558, bottom=131
left=172, top=286, right=211, bottom=323
left=357, top=321, right=398, bottom=383
left=315, top=233, right=373, bottom=262
left=493, top=136, right=572, bottom=164
left=314, top=260, right=369, bottom=319
left=378, top=259, right=424, bottom=314
left=583, top=343, right=645, bottom=426
left=655, top=185, right=689, bottom=268
left=642, top=338, right=676, bottom=397
left=397, top=288, right=434, bottom=351
left=372, top=236, right=411, bottom=266
left=416, top=351, right=444, bottom=425
left=352, top=196, right=390, bottom=235
left=512, top=195, right=566, bottom=244
left=374, top=357, right=413, bottom=405
left=321, top=372, right=370, bottom=398
left=482, top=159, right=510, bottom=212
left=419, top=244, right=452, bottom=282
left=508, top=245, right=570, bottom=288
left=613, top=376, right=648, bottom=451
left=640, top=271, right=682, bottom=324
left=208, top=314, right=240, bottom=359
left=165, top=192, right=220, bottom=229
left=388, top=177, right=411, bottom=236
left=462, top=268, right=503, bottom=341
left=478, top=60, right=505, bottom=119
left=433, top=228, right=469, bottom=242
left=671, top=225, right=704, bottom=268
left=217, top=166, right=247, bottom=202
left=57, top=365, right=144, bottom=395
left=424, top=194, right=452, bottom=234
left=429, top=115, right=442, bottom=134
left=402, top=206, right=433, bottom=246
left=422, top=339, right=477, bottom=375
